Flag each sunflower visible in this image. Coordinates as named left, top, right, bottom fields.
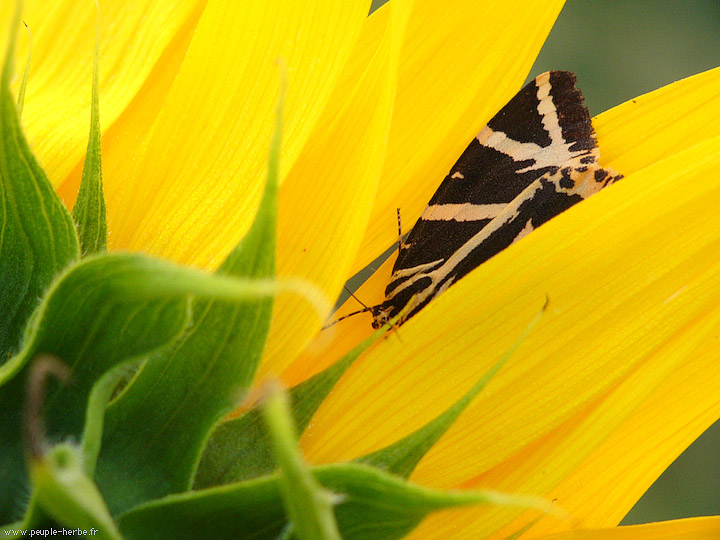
left=2, top=0, right=720, bottom=538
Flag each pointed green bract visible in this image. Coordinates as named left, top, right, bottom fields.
left=194, top=327, right=384, bottom=488
left=0, top=0, right=80, bottom=359
left=94, top=83, right=282, bottom=514
left=263, top=386, right=342, bottom=540
left=72, top=4, right=107, bottom=255
left=120, top=463, right=512, bottom=540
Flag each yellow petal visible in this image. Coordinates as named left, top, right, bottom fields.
left=289, top=66, right=720, bottom=538
left=298, top=135, right=720, bottom=537
left=255, top=0, right=413, bottom=379
left=529, top=516, right=720, bottom=540
left=348, top=0, right=566, bottom=276
left=439, top=307, right=720, bottom=539
left=57, top=2, right=205, bottom=208
left=413, top=515, right=720, bottom=540
left=517, top=332, right=720, bottom=536
left=0, top=0, right=204, bottom=187
left=488, top=68, right=720, bottom=533
left=282, top=244, right=390, bottom=385
left=597, top=65, right=720, bottom=175
left=105, top=0, right=371, bottom=269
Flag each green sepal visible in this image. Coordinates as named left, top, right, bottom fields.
left=0, top=254, right=188, bottom=525
left=194, top=326, right=385, bottom=488
left=357, top=301, right=546, bottom=478
left=72, top=6, right=107, bottom=255
left=119, top=463, right=507, bottom=540
left=30, top=443, right=122, bottom=540
left=94, top=83, right=282, bottom=514
left=0, top=252, right=288, bottom=525
left=262, top=386, right=341, bottom=540
left=0, top=0, right=80, bottom=358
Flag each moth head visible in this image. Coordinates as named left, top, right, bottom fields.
left=322, top=302, right=386, bottom=330
left=370, top=305, right=393, bottom=329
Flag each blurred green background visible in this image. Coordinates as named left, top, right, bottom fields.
left=368, top=0, right=720, bottom=526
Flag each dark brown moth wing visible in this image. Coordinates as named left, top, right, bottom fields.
left=372, top=71, right=621, bottom=328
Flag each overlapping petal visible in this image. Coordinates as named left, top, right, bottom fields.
left=524, top=337, right=720, bottom=534
left=0, top=0, right=205, bottom=188
left=256, top=0, right=413, bottom=378
left=57, top=1, right=206, bottom=208
left=100, top=0, right=371, bottom=268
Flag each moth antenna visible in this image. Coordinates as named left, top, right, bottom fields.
left=343, top=284, right=370, bottom=310
left=396, top=208, right=403, bottom=252
left=321, top=306, right=374, bottom=330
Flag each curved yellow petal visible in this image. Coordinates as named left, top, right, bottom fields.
left=0, top=0, right=205, bottom=187
left=415, top=515, right=720, bottom=540
left=514, top=333, right=720, bottom=536
left=348, top=0, right=566, bottom=276
left=427, top=306, right=720, bottom=539
left=482, top=68, right=720, bottom=534
left=531, top=516, right=720, bottom=540
left=297, top=136, right=720, bottom=537
left=57, top=2, right=206, bottom=209
left=597, top=65, right=720, bottom=175
left=255, top=0, right=413, bottom=379
left=105, top=0, right=371, bottom=269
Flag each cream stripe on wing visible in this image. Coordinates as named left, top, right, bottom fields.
left=474, top=74, right=581, bottom=174
left=476, top=126, right=543, bottom=162
left=420, top=203, right=506, bottom=222
left=389, top=258, right=444, bottom=280
left=535, top=71, right=563, bottom=147
left=386, top=173, right=551, bottom=304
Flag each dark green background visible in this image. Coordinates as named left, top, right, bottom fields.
left=369, top=0, right=720, bottom=526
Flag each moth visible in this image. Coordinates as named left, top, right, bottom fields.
left=339, top=71, right=622, bottom=329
